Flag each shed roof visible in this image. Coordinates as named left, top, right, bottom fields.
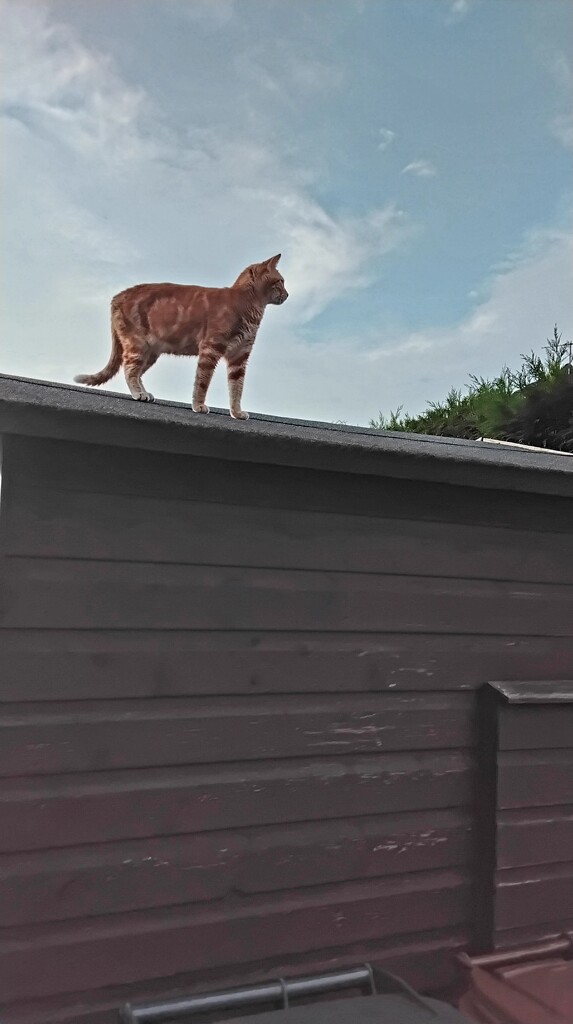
left=1, top=373, right=573, bottom=497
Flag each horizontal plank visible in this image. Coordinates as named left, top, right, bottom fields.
left=3, top=559, right=573, bottom=633
left=0, top=808, right=471, bottom=926
left=0, top=694, right=473, bottom=777
left=6, top=486, right=573, bottom=586
left=2, top=631, right=573, bottom=700
left=497, top=807, right=573, bottom=868
left=495, top=864, right=573, bottom=930
left=6, top=435, right=573, bottom=533
left=0, top=751, right=472, bottom=852
left=0, top=932, right=468, bottom=1024
left=498, top=704, right=573, bottom=750
left=0, top=871, right=469, bottom=1001
left=498, top=751, right=573, bottom=808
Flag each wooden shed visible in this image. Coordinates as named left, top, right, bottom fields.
left=1, top=374, right=572, bottom=1024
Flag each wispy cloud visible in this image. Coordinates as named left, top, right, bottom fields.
left=1, top=2, right=162, bottom=167
left=546, top=53, right=573, bottom=151
left=551, top=112, right=573, bottom=150
left=445, top=0, right=473, bottom=24
left=401, top=159, right=437, bottom=178
left=283, top=52, right=344, bottom=94
left=548, top=51, right=571, bottom=92
left=268, top=198, right=415, bottom=323
left=378, top=127, right=396, bottom=151
left=235, top=50, right=343, bottom=105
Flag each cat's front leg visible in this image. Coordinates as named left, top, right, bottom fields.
left=226, top=352, right=250, bottom=420
left=192, top=348, right=219, bottom=413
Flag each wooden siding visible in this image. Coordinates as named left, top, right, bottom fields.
left=2, top=435, right=573, bottom=1023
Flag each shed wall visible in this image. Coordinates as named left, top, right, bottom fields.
left=1, top=434, right=573, bottom=1023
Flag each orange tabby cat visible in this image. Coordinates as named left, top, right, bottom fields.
left=74, top=254, right=288, bottom=420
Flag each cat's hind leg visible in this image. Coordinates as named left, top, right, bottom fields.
left=123, top=349, right=158, bottom=402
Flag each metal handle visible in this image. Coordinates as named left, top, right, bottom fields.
left=456, top=933, right=573, bottom=971
left=119, top=963, right=376, bottom=1023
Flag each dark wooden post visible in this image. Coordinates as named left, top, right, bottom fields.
left=474, top=680, right=573, bottom=953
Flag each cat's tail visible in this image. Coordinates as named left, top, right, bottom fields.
left=74, top=314, right=123, bottom=388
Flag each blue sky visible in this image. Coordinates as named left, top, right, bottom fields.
left=2, top=0, right=572, bottom=424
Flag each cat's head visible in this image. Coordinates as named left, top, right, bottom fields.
left=235, top=254, right=288, bottom=305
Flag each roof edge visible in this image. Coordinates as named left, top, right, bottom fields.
left=1, top=374, right=573, bottom=497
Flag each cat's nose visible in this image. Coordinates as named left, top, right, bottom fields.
left=282, top=290, right=289, bottom=302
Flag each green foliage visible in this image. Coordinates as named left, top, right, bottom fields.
left=370, top=326, right=573, bottom=450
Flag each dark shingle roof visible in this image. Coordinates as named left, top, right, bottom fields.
left=1, top=373, right=573, bottom=497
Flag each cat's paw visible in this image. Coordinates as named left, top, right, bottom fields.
left=193, top=403, right=210, bottom=414
left=230, top=409, right=249, bottom=420
left=135, top=392, right=154, bottom=402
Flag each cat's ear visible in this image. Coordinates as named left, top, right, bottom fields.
left=265, top=254, right=281, bottom=269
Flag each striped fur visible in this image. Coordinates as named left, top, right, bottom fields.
left=75, top=255, right=288, bottom=420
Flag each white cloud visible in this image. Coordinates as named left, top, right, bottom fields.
left=378, top=127, right=396, bottom=151
left=283, top=53, right=344, bottom=94
left=548, top=52, right=571, bottom=92
left=0, top=1, right=166, bottom=167
left=445, top=0, right=472, bottom=24
left=263, top=196, right=415, bottom=323
left=401, top=159, right=437, bottom=178
left=546, top=53, right=573, bottom=151
left=234, top=44, right=344, bottom=106
left=551, top=112, right=573, bottom=150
